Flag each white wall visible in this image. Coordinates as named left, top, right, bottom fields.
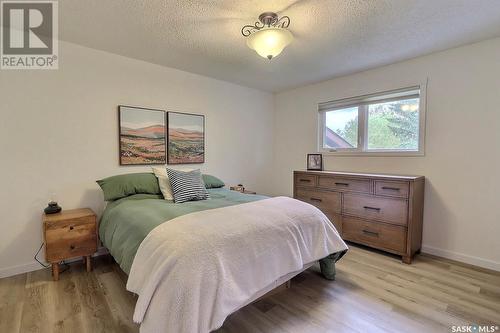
left=273, top=38, right=500, bottom=271
left=0, top=41, right=274, bottom=277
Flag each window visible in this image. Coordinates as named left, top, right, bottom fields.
left=318, top=86, right=425, bottom=155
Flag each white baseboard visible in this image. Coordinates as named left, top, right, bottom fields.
left=421, top=245, right=500, bottom=272
left=0, top=261, right=44, bottom=279
left=0, top=247, right=109, bottom=279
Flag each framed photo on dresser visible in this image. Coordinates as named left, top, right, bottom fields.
left=307, top=153, right=323, bottom=171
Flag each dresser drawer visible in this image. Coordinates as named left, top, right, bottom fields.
left=294, top=174, right=317, bottom=188
left=318, top=176, right=371, bottom=193
left=295, top=188, right=341, bottom=214
left=343, top=193, right=408, bottom=226
left=342, top=217, right=406, bottom=253
left=375, top=180, right=409, bottom=198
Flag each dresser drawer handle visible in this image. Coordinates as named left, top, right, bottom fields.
left=363, top=206, right=381, bottom=211
left=299, top=179, right=311, bottom=182
left=70, top=245, right=75, bottom=250
left=335, top=182, right=349, bottom=186
left=382, top=186, right=400, bottom=191
left=362, top=229, right=379, bottom=237
left=69, top=226, right=74, bottom=230
left=310, top=197, right=322, bottom=202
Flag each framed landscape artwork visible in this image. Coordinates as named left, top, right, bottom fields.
left=119, top=106, right=166, bottom=165
left=167, top=112, right=205, bottom=164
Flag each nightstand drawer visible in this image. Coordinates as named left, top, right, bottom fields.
left=45, top=218, right=95, bottom=243
left=45, top=233, right=97, bottom=262
left=45, top=215, right=94, bottom=229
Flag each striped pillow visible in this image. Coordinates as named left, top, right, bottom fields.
left=166, top=169, right=209, bottom=203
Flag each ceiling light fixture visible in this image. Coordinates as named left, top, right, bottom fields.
left=241, top=12, right=293, bottom=60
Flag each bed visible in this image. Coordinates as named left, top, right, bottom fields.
left=99, top=185, right=347, bottom=332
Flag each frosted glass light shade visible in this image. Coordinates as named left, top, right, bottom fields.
left=246, top=27, right=293, bottom=60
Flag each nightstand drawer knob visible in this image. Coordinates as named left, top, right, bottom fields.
left=69, top=226, right=74, bottom=230
left=70, top=245, right=75, bottom=250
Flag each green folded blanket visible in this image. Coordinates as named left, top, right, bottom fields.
left=319, top=250, right=347, bottom=280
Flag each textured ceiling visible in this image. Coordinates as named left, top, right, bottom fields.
left=59, top=0, right=500, bottom=92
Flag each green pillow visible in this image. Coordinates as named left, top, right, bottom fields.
left=202, top=174, right=225, bottom=189
left=97, top=173, right=161, bottom=201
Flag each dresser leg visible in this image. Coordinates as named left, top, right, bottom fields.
left=86, top=255, right=92, bottom=272
left=402, top=255, right=412, bottom=264
left=52, top=263, right=59, bottom=281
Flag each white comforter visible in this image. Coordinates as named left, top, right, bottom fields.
left=127, top=196, right=348, bottom=333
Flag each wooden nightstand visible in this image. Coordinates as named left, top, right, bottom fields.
left=43, top=208, right=97, bottom=281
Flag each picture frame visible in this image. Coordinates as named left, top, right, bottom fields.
left=118, top=105, right=166, bottom=165
left=307, top=153, right=323, bottom=171
left=167, top=111, right=205, bottom=164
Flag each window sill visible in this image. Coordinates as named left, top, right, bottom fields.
left=319, top=150, right=425, bottom=157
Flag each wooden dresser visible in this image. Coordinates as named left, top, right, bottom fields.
left=293, top=171, right=424, bottom=263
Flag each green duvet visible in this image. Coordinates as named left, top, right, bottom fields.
left=100, top=188, right=344, bottom=278
left=99, top=188, right=268, bottom=274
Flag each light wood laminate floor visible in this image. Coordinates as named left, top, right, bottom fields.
left=1, top=245, right=499, bottom=333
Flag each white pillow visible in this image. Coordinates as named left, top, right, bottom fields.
left=151, top=167, right=193, bottom=201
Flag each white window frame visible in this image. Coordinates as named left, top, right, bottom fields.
left=318, top=84, right=426, bottom=156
